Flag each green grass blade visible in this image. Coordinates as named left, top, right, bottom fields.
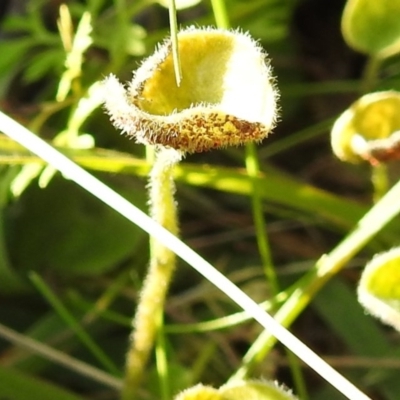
left=0, top=136, right=371, bottom=231
left=29, top=272, right=121, bottom=376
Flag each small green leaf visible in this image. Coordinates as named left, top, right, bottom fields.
left=342, top=0, right=400, bottom=57
left=124, top=25, right=146, bottom=56
left=94, top=22, right=146, bottom=58
left=11, top=163, right=44, bottom=197
left=56, top=8, right=93, bottom=101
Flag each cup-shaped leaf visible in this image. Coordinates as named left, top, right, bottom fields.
left=219, top=381, right=297, bottom=400
left=331, top=91, right=400, bottom=164
left=173, top=381, right=296, bottom=400
left=342, top=0, right=400, bottom=58
left=103, top=27, right=278, bottom=153
left=174, top=384, right=221, bottom=400
left=358, top=247, right=400, bottom=332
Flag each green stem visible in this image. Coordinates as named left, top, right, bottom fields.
left=243, top=120, right=308, bottom=400
left=0, top=322, right=122, bottom=390
left=361, top=56, right=381, bottom=94
left=122, top=148, right=180, bottom=399
left=245, top=143, right=278, bottom=290
left=0, top=168, right=27, bottom=293
left=209, top=0, right=305, bottom=395
left=361, top=56, right=389, bottom=200
left=286, top=350, right=309, bottom=400
left=210, top=0, right=230, bottom=29
left=156, top=311, right=170, bottom=400
left=371, top=164, right=388, bottom=202
left=211, top=0, right=277, bottom=305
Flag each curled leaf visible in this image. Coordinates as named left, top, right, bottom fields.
left=331, top=91, right=400, bottom=164
left=220, top=380, right=297, bottom=400
left=358, top=247, right=400, bottom=332
left=103, top=27, right=279, bottom=153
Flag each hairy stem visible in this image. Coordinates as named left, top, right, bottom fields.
left=122, top=148, right=181, bottom=399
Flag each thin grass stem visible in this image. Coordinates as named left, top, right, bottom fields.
left=169, top=0, right=182, bottom=86
left=0, top=322, right=122, bottom=390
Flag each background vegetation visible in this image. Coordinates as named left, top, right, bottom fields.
left=1, top=0, right=400, bottom=399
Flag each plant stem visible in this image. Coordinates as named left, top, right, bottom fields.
left=371, top=163, right=388, bottom=202
left=361, top=56, right=381, bottom=94
left=361, top=56, right=390, bottom=200
left=211, top=0, right=278, bottom=308
left=122, top=148, right=181, bottom=400
left=245, top=144, right=278, bottom=290
left=210, top=0, right=229, bottom=30
left=209, top=0, right=306, bottom=396
left=156, top=311, right=170, bottom=400
left=0, top=322, right=122, bottom=391
left=209, top=0, right=306, bottom=394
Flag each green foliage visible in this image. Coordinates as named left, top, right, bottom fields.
left=0, top=366, right=84, bottom=400
left=7, top=176, right=147, bottom=277
left=1, top=0, right=400, bottom=399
